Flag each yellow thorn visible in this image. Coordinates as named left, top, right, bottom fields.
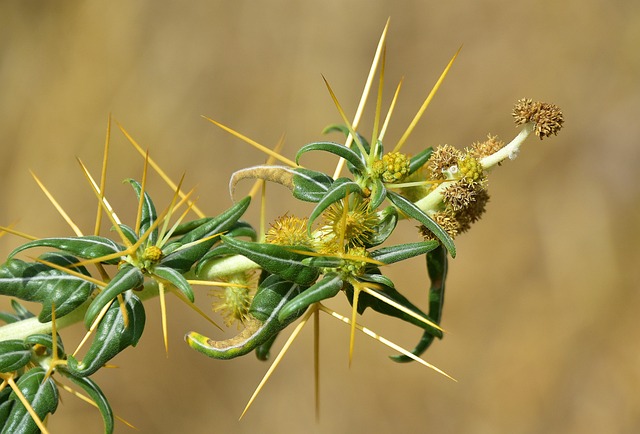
left=378, top=77, right=403, bottom=143
left=6, top=377, right=50, bottom=434
left=73, top=301, right=113, bottom=358
left=360, top=285, right=445, bottom=333
left=313, top=307, right=320, bottom=422
left=322, top=76, right=369, bottom=164
left=393, top=46, right=462, bottom=153
left=134, top=150, right=150, bottom=235
left=349, top=285, right=360, bottom=367
left=56, top=380, right=138, bottom=430
left=333, top=18, right=390, bottom=179
left=94, top=114, right=111, bottom=236
left=158, top=282, right=169, bottom=356
left=168, top=286, right=223, bottom=331
left=117, top=122, right=206, bottom=218
left=202, top=116, right=298, bottom=168
left=370, top=44, right=387, bottom=160
left=31, top=256, right=107, bottom=288
left=240, top=306, right=316, bottom=419
left=318, top=304, right=456, bottom=381
left=0, top=225, right=39, bottom=241
left=76, top=158, right=128, bottom=245
left=30, top=171, right=83, bottom=237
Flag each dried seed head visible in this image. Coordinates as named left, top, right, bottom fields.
left=419, top=209, right=461, bottom=241
left=513, top=98, right=564, bottom=139
left=266, top=214, right=311, bottom=247
left=469, top=134, right=505, bottom=160
left=455, top=188, right=490, bottom=233
left=372, top=152, right=411, bottom=183
left=442, top=180, right=479, bottom=211
left=428, top=144, right=463, bottom=179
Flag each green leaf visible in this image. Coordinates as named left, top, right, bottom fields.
left=386, top=190, right=456, bottom=257
left=291, top=168, right=334, bottom=203
left=3, top=367, right=59, bottom=434
left=408, top=147, right=433, bottom=175
left=347, top=281, right=441, bottom=337
left=117, top=224, right=139, bottom=245
left=160, top=196, right=251, bottom=272
left=8, top=236, right=124, bottom=264
left=24, top=334, right=65, bottom=359
left=369, top=178, right=387, bottom=210
left=0, top=340, right=31, bottom=373
left=370, top=240, right=440, bottom=264
left=278, top=273, right=343, bottom=321
left=392, top=245, right=448, bottom=362
left=0, top=300, right=35, bottom=325
left=296, top=141, right=367, bottom=175
left=308, top=178, right=363, bottom=232
left=322, top=124, right=371, bottom=157
left=125, top=179, right=158, bottom=244
left=0, top=254, right=97, bottom=322
left=83, top=265, right=144, bottom=329
left=0, top=388, right=13, bottom=430
left=59, top=373, right=114, bottom=434
left=366, top=206, right=398, bottom=247
left=69, top=293, right=145, bottom=377
left=221, top=235, right=319, bottom=286
left=152, top=265, right=194, bottom=302
left=186, top=275, right=304, bottom=360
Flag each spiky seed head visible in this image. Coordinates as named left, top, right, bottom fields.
left=455, top=189, right=490, bottom=233
left=428, top=144, right=463, bottom=179
left=513, top=99, right=564, bottom=139
left=419, top=209, right=461, bottom=240
left=373, top=152, right=411, bottom=183
left=442, top=180, right=478, bottom=211
left=266, top=214, right=312, bottom=247
left=322, top=197, right=378, bottom=249
left=468, top=135, right=505, bottom=160
left=210, top=272, right=255, bottom=329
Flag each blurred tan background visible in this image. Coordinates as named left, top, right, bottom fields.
left=1, top=1, right=639, bottom=433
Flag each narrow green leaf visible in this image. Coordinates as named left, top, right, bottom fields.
left=386, top=190, right=456, bottom=257
left=308, top=178, right=363, bottom=232
left=221, top=235, right=319, bottom=286
left=408, top=147, right=433, bottom=175
left=160, top=196, right=251, bottom=272
left=152, top=265, right=194, bottom=302
left=125, top=179, right=158, bottom=244
left=278, top=273, right=343, bottom=322
left=370, top=240, right=440, bottom=264
left=3, top=367, right=59, bottom=434
left=292, top=168, right=334, bottom=203
left=116, top=224, right=139, bottom=245
left=369, top=178, right=387, bottom=210
left=24, top=334, right=65, bottom=359
left=8, top=236, right=124, bottom=264
left=296, top=141, right=367, bottom=174
left=83, top=265, right=144, bottom=329
left=69, top=293, right=145, bottom=377
left=59, top=373, right=114, bottom=434
left=392, top=245, right=448, bottom=362
left=0, top=340, right=31, bottom=373
left=0, top=388, right=13, bottom=430
left=0, top=253, right=97, bottom=322
left=186, top=275, right=304, bottom=360
left=367, top=206, right=398, bottom=247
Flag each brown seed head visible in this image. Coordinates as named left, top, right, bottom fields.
left=513, top=98, right=564, bottom=139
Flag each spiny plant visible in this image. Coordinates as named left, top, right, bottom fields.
left=0, top=21, right=563, bottom=433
